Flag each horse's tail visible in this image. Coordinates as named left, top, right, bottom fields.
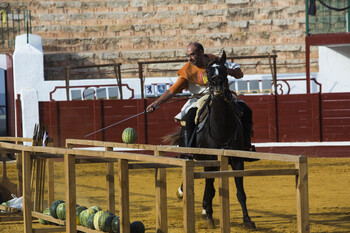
left=162, top=127, right=182, bottom=145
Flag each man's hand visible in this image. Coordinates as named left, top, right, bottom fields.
left=146, top=103, right=158, bottom=113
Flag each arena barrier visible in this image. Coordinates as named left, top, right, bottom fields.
left=0, top=138, right=309, bottom=233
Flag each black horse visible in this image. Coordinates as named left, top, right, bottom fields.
left=172, top=51, right=256, bottom=229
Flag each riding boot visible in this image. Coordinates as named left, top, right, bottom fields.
left=178, top=127, right=195, bottom=160
left=243, top=123, right=255, bottom=152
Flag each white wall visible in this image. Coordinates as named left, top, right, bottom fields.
left=318, top=45, right=350, bottom=93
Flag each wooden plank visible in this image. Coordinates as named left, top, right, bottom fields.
left=65, top=138, right=157, bottom=151
left=64, top=153, right=76, bottom=233
left=183, top=160, right=195, bottom=233
left=32, top=211, right=65, bottom=225
left=0, top=137, right=33, bottom=142
left=22, top=151, right=32, bottom=233
left=32, top=227, right=66, bottom=233
left=0, top=215, right=23, bottom=221
left=296, top=158, right=310, bottom=233
left=194, top=169, right=299, bottom=179
left=129, top=163, right=179, bottom=169
left=106, top=147, right=115, bottom=214
left=0, top=140, right=301, bottom=164
left=0, top=205, right=21, bottom=212
left=154, top=150, right=168, bottom=233
left=194, top=160, right=220, bottom=167
left=0, top=142, right=187, bottom=166
left=77, top=225, right=102, bottom=232
left=119, top=159, right=130, bottom=233
left=218, top=155, right=230, bottom=233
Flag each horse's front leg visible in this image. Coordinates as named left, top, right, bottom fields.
left=202, top=166, right=218, bottom=228
left=230, top=158, right=256, bottom=230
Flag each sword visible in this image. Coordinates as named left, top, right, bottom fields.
left=84, top=106, right=158, bottom=138
left=84, top=111, right=146, bottom=137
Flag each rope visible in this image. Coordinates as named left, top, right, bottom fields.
left=318, top=0, right=350, bottom=11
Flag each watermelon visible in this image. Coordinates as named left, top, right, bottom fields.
left=122, top=127, right=137, bottom=144
left=56, top=203, right=66, bottom=220
left=89, top=205, right=102, bottom=212
left=94, top=211, right=112, bottom=231
left=76, top=205, right=87, bottom=225
left=100, top=213, right=115, bottom=232
left=130, top=221, right=145, bottom=233
left=39, top=208, right=51, bottom=225
left=111, top=215, right=120, bottom=233
left=86, top=212, right=96, bottom=229
left=49, top=200, right=64, bottom=219
left=79, top=208, right=97, bottom=227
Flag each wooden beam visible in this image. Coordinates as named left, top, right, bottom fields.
left=154, top=150, right=168, bottom=233
left=64, top=153, right=76, bottom=233
left=296, top=158, right=310, bottom=233
left=194, top=169, right=299, bottom=179
left=218, top=155, right=230, bottom=233
left=32, top=227, right=66, bottom=233
left=183, top=160, right=195, bottom=233
left=22, top=151, right=32, bottom=233
left=106, top=147, right=115, bottom=214
left=119, top=159, right=130, bottom=233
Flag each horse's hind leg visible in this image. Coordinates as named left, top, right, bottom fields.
left=230, top=158, right=256, bottom=230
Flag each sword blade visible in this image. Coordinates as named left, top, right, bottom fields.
left=84, top=111, right=145, bottom=137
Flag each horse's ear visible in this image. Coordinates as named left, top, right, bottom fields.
left=220, top=50, right=226, bottom=63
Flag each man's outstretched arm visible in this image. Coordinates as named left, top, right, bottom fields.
left=146, top=89, right=175, bottom=113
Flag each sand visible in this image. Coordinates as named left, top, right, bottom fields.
left=1, top=157, right=350, bottom=232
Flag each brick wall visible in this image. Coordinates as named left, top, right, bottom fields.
left=1, top=0, right=318, bottom=80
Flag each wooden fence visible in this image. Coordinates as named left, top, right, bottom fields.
left=0, top=137, right=309, bottom=233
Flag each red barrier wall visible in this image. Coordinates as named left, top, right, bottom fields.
left=38, top=93, right=350, bottom=147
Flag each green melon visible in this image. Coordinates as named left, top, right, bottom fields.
left=49, top=200, right=64, bottom=219
left=111, top=215, right=120, bottom=233
left=56, top=203, right=66, bottom=220
left=89, top=205, right=102, bottom=212
left=39, top=208, right=51, bottom=225
left=79, top=208, right=97, bottom=227
left=99, top=213, right=114, bottom=232
left=86, top=212, right=96, bottom=229
left=76, top=206, right=87, bottom=225
left=130, top=221, right=145, bottom=233
left=122, top=127, right=137, bottom=144
left=93, top=210, right=112, bottom=231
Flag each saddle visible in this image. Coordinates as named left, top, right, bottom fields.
left=195, top=94, right=211, bottom=125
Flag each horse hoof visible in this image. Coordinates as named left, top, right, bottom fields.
left=176, top=187, right=183, bottom=199
left=201, top=209, right=207, bottom=216
left=206, top=216, right=215, bottom=229
left=244, top=220, right=256, bottom=230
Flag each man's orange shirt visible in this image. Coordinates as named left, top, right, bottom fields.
left=169, top=54, right=216, bottom=94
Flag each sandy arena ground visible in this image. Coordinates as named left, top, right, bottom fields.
left=1, top=156, right=350, bottom=232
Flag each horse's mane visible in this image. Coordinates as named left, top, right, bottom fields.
left=207, top=57, right=221, bottom=68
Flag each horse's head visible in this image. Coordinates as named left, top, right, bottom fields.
left=206, top=51, right=228, bottom=96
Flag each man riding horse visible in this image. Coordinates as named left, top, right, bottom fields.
left=146, top=42, right=254, bottom=151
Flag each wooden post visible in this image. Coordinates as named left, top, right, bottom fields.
left=22, top=151, right=32, bottom=233
left=47, top=140, right=55, bottom=205
left=218, top=155, right=230, bottom=233
left=183, top=160, right=195, bottom=233
left=65, top=153, right=76, bottom=233
left=16, top=140, right=23, bottom=196
left=296, top=157, right=310, bottom=233
left=119, top=159, right=130, bottom=233
left=106, top=147, right=115, bottom=213
left=154, top=150, right=168, bottom=233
